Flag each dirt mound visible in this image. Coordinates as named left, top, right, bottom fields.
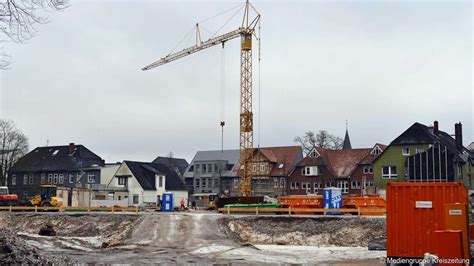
left=1, top=213, right=140, bottom=238
left=224, top=216, right=385, bottom=247
left=0, top=228, right=69, bottom=264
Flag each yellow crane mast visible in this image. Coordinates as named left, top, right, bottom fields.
left=142, top=1, right=260, bottom=196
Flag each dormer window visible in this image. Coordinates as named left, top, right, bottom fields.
left=371, top=146, right=382, bottom=155
left=309, top=149, right=319, bottom=158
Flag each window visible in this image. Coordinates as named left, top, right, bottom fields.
left=302, top=183, right=307, bottom=189
left=260, top=163, right=265, bottom=172
left=402, top=147, right=410, bottom=156
left=382, top=166, right=397, bottom=179
left=351, top=181, right=361, bottom=189
left=29, top=174, right=34, bottom=185
left=363, top=165, right=373, bottom=174
left=305, top=183, right=312, bottom=194
left=59, top=174, right=64, bottom=184
left=208, top=164, right=213, bottom=173
left=23, top=174, right=28, bottom=185
left=202, top=164, right=207, bottom=173
left=214, top=164, right=219, bottom=172
left=337, top=181, right=349, bottom=194
left=87, top=173, right=96, bottom=183
left=53, top=174, right=58, bottom=184
left=295, top=182, right=300, bottom=189
left=364, top=181, right=374, bottom=187
left=159, top=176, right=163, bottom=187
left=202, top=178, right=207, bottom=187
left=118, top=177, right=127, bottom=185
left=76, top=173, right=82, bottom=183
left=302, top=166, right=319, bottom=176
left=196, top=164, right=201, bottom=173
left=252, top=163, right=257, bottom=173
left=189, top=165, right=194, bottom=172
left=279, top=177, right=285, bottom=188
left=133, top=194, right=139, bottom=204
left=290, top=182, right=295, bottom=190
left=309, top=149, right=319, bottom=158
left=195, top=178, right=200, bottom=188
left=371, top=146, right=382, bottom=155
left=213, top=178, right=219, bottom=187
left=325, top=181, right=335, bottom=187
left=313, top=182, right=322, bottom=193
left=48, top=174, right=53, bottom=184
left=11, top=175, right=16, bottom=186
left=69, top=174, right=75, bottom=183
left=233, top=179, right=239, bottom=188
left=415, top=147, right=424, bottom=154
left=274, top=178, right=279, bottom=188
left=40, top=174, right=46, bottom=184
left=458, top=165, right=463, bottom=177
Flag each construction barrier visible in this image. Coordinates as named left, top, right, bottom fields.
left=0, top=205, right=139, bottom=213
left=218, top=206, right=386, bottom=216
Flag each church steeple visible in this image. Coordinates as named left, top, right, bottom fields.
left=343, top=120, right=352, bottom=149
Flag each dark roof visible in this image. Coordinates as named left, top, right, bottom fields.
left=124, top=161, right=188, bottom=191
left=390, top=122, right=470, bottom=163
left=10, top=144, right=104, bottom=172
left=342, top=129, right=352, bottom=149
left=151, top=156, right=189, bottom=176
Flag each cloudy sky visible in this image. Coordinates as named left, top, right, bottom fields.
left=0, top=0, right=472, bottom=163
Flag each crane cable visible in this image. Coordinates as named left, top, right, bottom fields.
left=220, top=42, right=226, bottom=153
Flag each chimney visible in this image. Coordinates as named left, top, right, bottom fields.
left=68, top=143, right=75, bottom=155
left=454, top=122, right=463, bottom=150
left=433, top=120, right=439, bottom=135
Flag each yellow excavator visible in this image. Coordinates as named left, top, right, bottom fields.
left=30, top=185, right=63, bottom=207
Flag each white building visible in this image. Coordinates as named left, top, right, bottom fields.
left=107, top=161, right=188, bottom=208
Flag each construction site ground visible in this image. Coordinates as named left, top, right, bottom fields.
left=0, top=211, right=386, bottom=265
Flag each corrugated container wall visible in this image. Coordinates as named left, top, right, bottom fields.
left=386, top=182, right=468, bottom=258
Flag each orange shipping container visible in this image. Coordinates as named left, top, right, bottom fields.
left=386, top=182, right=469, bottom=259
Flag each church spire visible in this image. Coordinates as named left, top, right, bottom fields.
left=343, top=120, right=352, bottom=149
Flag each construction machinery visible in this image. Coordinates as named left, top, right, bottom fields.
left=142, top=1, right=261, bottom=196
left=30, top=185, right=63, bottom=207
left=0, top=186, right=19, bottom=206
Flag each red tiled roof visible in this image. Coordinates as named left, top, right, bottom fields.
left=325, top=148, right=371, bottom=177
left=296, top=147, right=374, bottom=178
left=257, top=146, right=303, bottom=176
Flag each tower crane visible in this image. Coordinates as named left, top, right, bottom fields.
left=142, top=1, right=260, bottom=196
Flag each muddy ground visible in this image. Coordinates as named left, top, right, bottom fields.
left=0, top=212, right=386, bottom=264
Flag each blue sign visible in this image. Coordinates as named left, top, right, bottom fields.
left=323, top=187, right=342, bottom=209
left=162, top=193, right=174, bottom=212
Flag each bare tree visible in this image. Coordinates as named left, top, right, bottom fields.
left=294, top=130, right=343, bottom=156
left=0, top=119, right=29, bottom=186
left=0, top=0, right=68, bottom=69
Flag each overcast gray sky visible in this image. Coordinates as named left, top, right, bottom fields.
left=0, top=0, right=472, bottom=163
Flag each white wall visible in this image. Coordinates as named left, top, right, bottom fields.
left=100, top=164, right=121, bottom=185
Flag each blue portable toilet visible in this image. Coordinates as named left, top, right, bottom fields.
left=162, top=193, right=174, bottom=212
left=323, top=187, right=342, bottom=209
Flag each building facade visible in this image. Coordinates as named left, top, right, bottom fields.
left=105, top=160, right=188, bottom=207
left=183, top=150, right=240, bottom=196
left=232, top=146, right=303, bottom=196
left=288, top=144, right=384, bottom=196
left=373, top=121, right=473, bottom=195
left=8, top=143, right=104, bottom=200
